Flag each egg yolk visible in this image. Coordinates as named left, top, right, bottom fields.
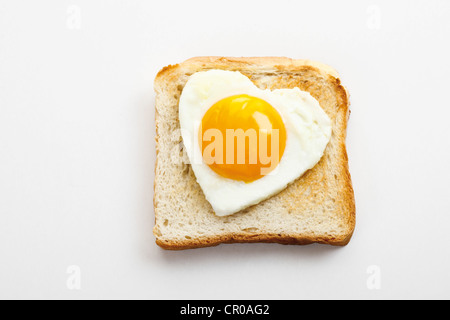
left=199, top=94, right=287, bottom=183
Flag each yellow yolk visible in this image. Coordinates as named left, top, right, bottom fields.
left=200, top=94, right=287, bottom=183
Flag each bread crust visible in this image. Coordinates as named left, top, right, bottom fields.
left=153, top=57, right=355, bottom=250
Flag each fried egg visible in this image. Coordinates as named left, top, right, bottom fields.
left=179, top=70, right=332, bottom=216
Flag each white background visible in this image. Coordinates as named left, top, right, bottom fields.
left=1, top=0, right=449, bottom=300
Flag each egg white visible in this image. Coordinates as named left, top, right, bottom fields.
left=179, top=70, right=332, bottom=216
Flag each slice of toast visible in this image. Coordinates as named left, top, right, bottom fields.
left=153, top=57, right=355, bottom=250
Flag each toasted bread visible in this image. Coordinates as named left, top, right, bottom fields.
left=153, top=57, right=355, bottom=250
